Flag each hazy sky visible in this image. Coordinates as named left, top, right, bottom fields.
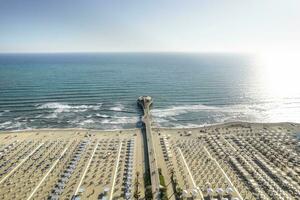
left=0, top=0, right=299, bottom=53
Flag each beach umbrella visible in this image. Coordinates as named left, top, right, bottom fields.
left=226, top=187, right=234, bottom=195
left=191, top=189, right=198, bottom=197
left=182, top=190, right=188, bottom=198
left=207, top=188, right=213, bottom=196
left=104, top=187, right=109, bottom=195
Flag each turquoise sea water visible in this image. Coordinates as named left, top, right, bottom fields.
left=0, top=53, right=300, bottom=130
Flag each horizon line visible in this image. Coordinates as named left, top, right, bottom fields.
left=0, top=50, right=253, bottom=55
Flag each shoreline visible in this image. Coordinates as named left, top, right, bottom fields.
left=1, top=121, right=299, bottom=134
left=0, top=127, right=140, bottom=134
left=156, top=121, right=300, bottom=130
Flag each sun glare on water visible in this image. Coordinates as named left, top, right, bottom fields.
left=257, top=51, right=300, bottom=98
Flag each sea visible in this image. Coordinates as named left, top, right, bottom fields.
left=0, top=53, right=300, bottom=131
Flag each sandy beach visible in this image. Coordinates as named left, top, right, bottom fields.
left=0, top=128, right=145, bottom=200
left=0, top=122, right=299, bottom=200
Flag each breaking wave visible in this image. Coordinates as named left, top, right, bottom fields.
left=151, top=104, right=218, bottom=118
left=37, top=102, right=102, bottom=113
left=151, top=102, right=300, bottom=127
left=96, top=114, right=110, bottom=118
left=109, top=104, right=125, bottom=112
left=151, top=103, right=269, bottom=119
left=78, top=119, right=95, bottom=126
left=101, top=116, right=138, bottom=124
left=0, top=121, right=29, bottom=130
left=1, top=101, right=300, bottom=130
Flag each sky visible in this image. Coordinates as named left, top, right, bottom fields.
left=0, top=0, right=300, bottom=53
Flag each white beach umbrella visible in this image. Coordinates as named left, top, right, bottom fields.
left=182, top=190, right=188, bottom=197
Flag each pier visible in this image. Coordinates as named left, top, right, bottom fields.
left=137, top=96, right=160, bottom=200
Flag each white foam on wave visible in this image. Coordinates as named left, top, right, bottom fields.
left=72, top=116, right=137, bottom=127
left=172, top=123, right=207, bottom=128
left=96, top=114, right=110, bottom=118
left=79, top=119, right=95, bottom=126
left=0, top=121, right=26, bottom=130
left=101, top=116, right=138, bottom=124
left=44, top=113, right=58, bottom=119
left=151, top=102, right=300, bottom=128
left=154, top=118, right=168, bottom=123
left=151, top=103, right=272, bottom=119
left=151, top=104, right=218, bottom=118
left=109, top=104, right=125, bottom=112
left=0, top=121, right=12, bottom=129
left=37, top=102, right=102, bottom=113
